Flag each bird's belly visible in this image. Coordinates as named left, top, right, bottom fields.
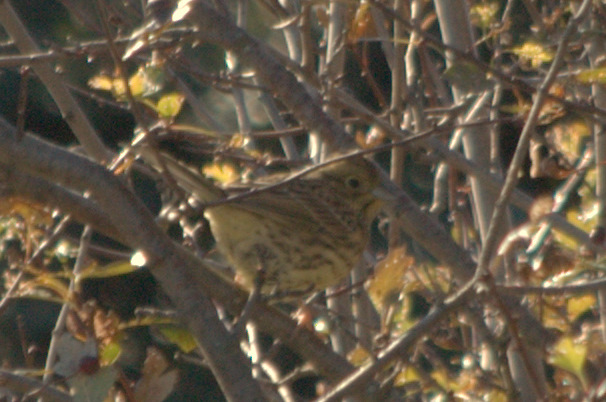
left=206, top=207, right=366, bottom=293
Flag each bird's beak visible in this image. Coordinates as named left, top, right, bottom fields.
left=372, top=186, right=396, bottom=203
left=365, top=178, right=399, bottom=222
left=372, top=177, right=399, bottom=205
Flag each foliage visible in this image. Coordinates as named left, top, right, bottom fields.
left=0, top=0, right=605, bottom=400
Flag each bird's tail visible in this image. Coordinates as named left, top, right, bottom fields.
left=136, top=145, right=224, bottom=203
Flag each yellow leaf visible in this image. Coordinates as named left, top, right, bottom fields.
left=471, top=2, right=499, bottom=29
left=128, top=72, right=146, bottom=97
left=78, top=260, right=139, bottom=280
left=100, top=76, right=127, bottom=99
left=473, top=390, right=508, bottom=402
left=26, top=273, right=70, bottom=299
left=156, top=92, right=185, bottom=118
left=203, top=162, right=240, bottom=184
left=562, top=207, right=596, bottom=243
left=0, top=197, right=53, bottom=226
left=394, top=366, right=421, bottom=386
left=549, top=336, right=588, bottom=387
left=158, top=325, right=198, bottom=353
left=367, top=246, right=412, bottom=309
left=511, top=41, right=554, bottom=68
left=88, top=75, right=114, bottom=91
left=347, top=346, right=371, bottom=366
left=567, top=294, right=596, bottom=321
left=430, top=367, right=461, bottom=391
left=228, top=133, right=248, bottom=149
left=89, top=64, right=166, bottom=100
left=128, top=65, right=166, bottom=98
left=119, top=316, right=176, bottom=330
left=543, top=117, right=589, bottom=160
left=500, top=101, right=530, bottom=116
left=348, top=3, right=376, bottom=43
left=576, top=67, right=606, bottom=84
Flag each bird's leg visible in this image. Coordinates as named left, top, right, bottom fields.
left=230, top=256, right=267, bottom=337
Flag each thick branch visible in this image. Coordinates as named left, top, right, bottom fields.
left=174, top=0, right=354, bottom=152
left=0, top=164, right=123, bottom=243
left=0, top=121, right=356, bottom=385
left=0, top=122, right=265, bottom=401
left=0, top=0, right=110, bottom=162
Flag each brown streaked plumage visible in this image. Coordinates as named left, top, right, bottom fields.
left=139, top=148, right=390, bottom=294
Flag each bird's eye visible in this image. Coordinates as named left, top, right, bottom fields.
left=345, top=176, right=361, bottom=189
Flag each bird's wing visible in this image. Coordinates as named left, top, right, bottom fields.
left=138, top=147, right=360, bottom=233
left=229, top=182, right=359, bottom=234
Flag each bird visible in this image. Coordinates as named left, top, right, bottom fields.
left=138, top=147, right=392, bottom=295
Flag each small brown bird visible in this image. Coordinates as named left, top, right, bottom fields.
left=139, top=148, right=392, bottom=295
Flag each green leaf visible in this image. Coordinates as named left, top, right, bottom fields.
left=100, top=341, right=122, bottom=366
left=158, top=325, right=198, bottom=353
left=442, top=62, right=491, bottom=93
